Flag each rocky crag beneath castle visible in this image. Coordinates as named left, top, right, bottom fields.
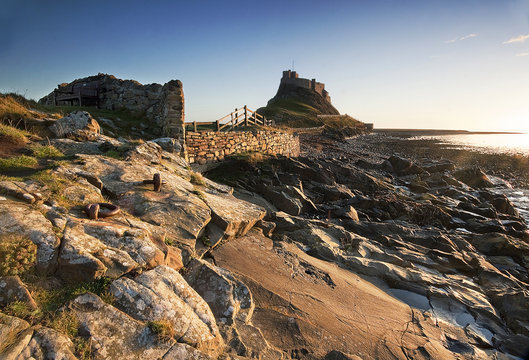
left=1, top=106, right=529, bottom=359
left=39, top=74, right=184, bottom=138
left=257, top=71, right=340, bottom=126
left=272, top=70, right=339, bottom=115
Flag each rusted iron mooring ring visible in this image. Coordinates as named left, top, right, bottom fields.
left=85, top=203, right=121, bottom=220
left=143, top=173, right=162, bottom=192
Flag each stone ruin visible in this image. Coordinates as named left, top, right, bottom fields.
left=39, top=73, right=184, bottom=138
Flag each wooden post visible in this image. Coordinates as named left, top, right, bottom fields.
left=193, top=121, right=197, bottom=132
left=216, top=120, right=220, bottom=132
left=231, top=111, right=234, bottom=131
left=244, top=105, right=248, bottom=127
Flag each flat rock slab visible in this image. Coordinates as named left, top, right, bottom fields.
left=212, top=230, right=462, bottom=359
left=74, top=155, right=212, bottom=248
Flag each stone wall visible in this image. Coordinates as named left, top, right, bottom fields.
left=39, top=74, right=184, bottom=138
left=185, top=130, right=300, bottom=164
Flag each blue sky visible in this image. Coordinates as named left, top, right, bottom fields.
left=2, top=0, right=529, bottom=131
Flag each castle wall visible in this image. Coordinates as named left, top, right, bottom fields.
left=280, top=70, right=328, bottom=99
left=185, top=130, right=300, bottom=165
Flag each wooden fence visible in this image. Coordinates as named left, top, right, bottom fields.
left=184, top=105, right=273, bottom=132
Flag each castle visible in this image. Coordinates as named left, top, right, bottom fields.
left=280, top=70, right=331, bottom=103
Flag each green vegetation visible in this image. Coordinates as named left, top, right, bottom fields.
left=103, top=149, right=123, bottom=159
left=0, top=234, right=37, bottom=276
left=39, top=104, right=150, bottom=139
left=1, top=276, right=112, bottom=359
left=0, top=155, right=38, bottom=171
left=0, top=93, right=60, bottom=123
left=259, top=98, right=365, bottom=129
left=148, top=319, right=175, bottom=342
left=30, top=143, right=64, bottom=158
left=29, top=170, right=81, bottom=208
left=258, top=99, right=322, bottom=128
left=230, top=151, right=268, bottom=165
left=50, top=309, right=80, bottom=337
left=0, top=123, right=31, bottom=144
left=164, top=237, right=175, bottom=246
left=1, top=92, right=152, bottom=140
left=191, top=188, right=206, bottom=201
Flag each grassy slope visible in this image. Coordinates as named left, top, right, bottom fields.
left=1, top=93, right=149, bottom=139
left=259, top=98, right=365, bottom=129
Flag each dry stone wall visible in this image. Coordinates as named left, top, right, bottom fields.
left=185, top=130, right=300, bottom=164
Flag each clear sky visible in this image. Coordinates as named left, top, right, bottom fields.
left=1, top=0, right=529, bottom=131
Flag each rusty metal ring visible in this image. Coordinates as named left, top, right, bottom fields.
left=142, top=173, right=162, bottom=192
left=85, top=202, right=120, bottom=220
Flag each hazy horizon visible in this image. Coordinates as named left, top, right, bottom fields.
left=2, top=0, right=529, bottom=132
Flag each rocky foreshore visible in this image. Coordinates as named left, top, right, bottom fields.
left=1, top=124, right=529, bottom=359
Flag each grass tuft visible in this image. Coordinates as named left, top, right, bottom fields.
left=148, top=319, right=175, bottom=342
left=30, top=144, right=64, bottom=159
left=0, top=234, right=37, bottom=276
left=0, top=155, right=38, bottom=171
left=49, top=310, right=80, bottom=338
left=0, top=123, right=30, bottom=144
left=189, top=171, right=206, bottom=186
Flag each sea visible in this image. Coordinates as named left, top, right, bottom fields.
left=412, top=133, right=529, bottom=156
left=411, top=132, right=529, bottom=225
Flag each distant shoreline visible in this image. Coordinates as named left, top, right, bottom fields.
left=373, top=128, right=525, bottom=136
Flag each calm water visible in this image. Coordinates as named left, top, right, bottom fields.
left=413, top=133, right=529, bottom=156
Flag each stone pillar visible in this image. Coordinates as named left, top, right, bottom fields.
left=160, top=80, right=186, bottom=157
left=160, top=80, right=185, bottom=137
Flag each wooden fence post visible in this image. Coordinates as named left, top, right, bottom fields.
left=193, top=121, right=197, bottom=132
left=244, top=105, right=248, bottom=127
left=216, top=120, right=220, bottom=132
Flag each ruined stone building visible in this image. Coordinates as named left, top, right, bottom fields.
left=39, top=74, right=185, bottom=138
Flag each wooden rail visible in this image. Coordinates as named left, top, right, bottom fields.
left=185, top=105, right=274, bottom=132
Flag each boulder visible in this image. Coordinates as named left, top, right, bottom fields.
left=0, top=201, right=59, bottom=274
left=0, top=276, right=37, bottom=310
left=125, top=141, right=163, bottom=164
left=387, top=155, right=424, bottom=175
left=109, top=266, right=224, bottom=357
left=151, top=137, right=183, bottom=154
left=257, top=184, right=316, bottom=216
left=69, top=293, right=174, bottom=360
left=6, top=326, right=78, bottom=360
left=453, top=167, right=494, bottom=188
left=0, top=314, right=77, bottom=360
left=184, top=259, right=254, bottom=325
left=203, top=190, right=266, bottom=243
left=0, top=313, right=30, bottom=354
left=491, top=194, right=519, bottom=216
left=162, top=343, right=211, bottom=360
left=58, top=220, right=164, bottom=282
left=49, top=110, right=100, bottom=138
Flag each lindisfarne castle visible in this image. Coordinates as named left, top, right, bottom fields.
left=280, top=70, right=331, bottom=103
